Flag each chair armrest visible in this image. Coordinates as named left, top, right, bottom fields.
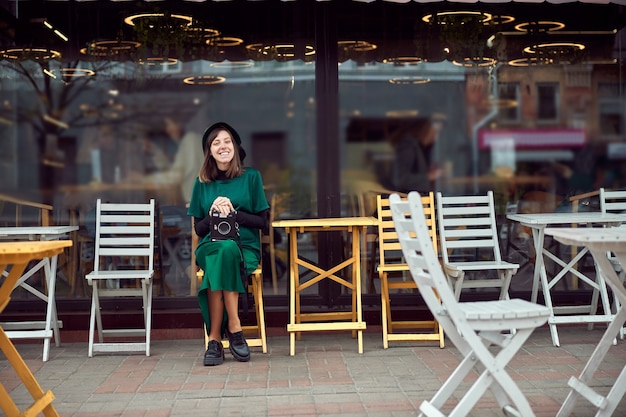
left=569, top=190, right=600, bottom=213
left=568, top=190, right=600, bottom=203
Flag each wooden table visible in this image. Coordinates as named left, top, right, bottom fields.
left=506, top=212, right=624, bottom=346
left=0, top=226, right=78, bottom=361
left=0, top=240, right=72, bottom=417
left=272, top=217, right=378, bottom=355
left=545, top=227, right=626, bottom=417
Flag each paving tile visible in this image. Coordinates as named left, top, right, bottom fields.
left=2, top=326, right=626, bottom=416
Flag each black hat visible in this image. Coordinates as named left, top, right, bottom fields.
left=202, top=122, right=246, bottom=162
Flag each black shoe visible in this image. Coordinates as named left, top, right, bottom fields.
left=225, top=328, right=250, bottom=362
left=204, top=340, right=224, bottom=366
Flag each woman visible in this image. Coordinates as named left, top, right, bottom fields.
left=188, top=122, right=269, bottom=366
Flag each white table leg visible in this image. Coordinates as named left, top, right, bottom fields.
left=556, top=302, right=626, bottom=416
left=43, top=254, right=61, bottom=362
left=529, top=226, right=543, bottom=303
left=531, top=227, right=560, bottom=346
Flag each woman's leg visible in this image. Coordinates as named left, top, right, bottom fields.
left=207, top=288, right=225, bottom=341
left=223, top=291, right=242, bottom=333
left=223, top=289, right=249, bottom=362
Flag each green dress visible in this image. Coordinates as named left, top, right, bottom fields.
left=187, top=168, right=269, bottom=335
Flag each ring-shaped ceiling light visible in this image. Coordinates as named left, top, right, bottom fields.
left=210, top=61, right=254, bottom=69
left=452, top=57, right=497, bottom=67
left=261, top=44, right=316, bottom=58
left=209, top=37, right=245, bottom=47
left=0, top=48, right=62, bottom=61
left=338, top=40, right=378, bottom=52
left=382, top=56, right=423, bottom=65
left=183, top=75, right=226, bottom=85
left=514, top=21, right=565, bottom=32
left=124, top=13, right=193, bottom=27
left=139, top=57, right=179, bottom=66
left=523, top=42, right=586, bottom=54
left=388, top=77, right=431, bottom=85
left=81, top=40, right=141, bottom=57
left=61, top=68, right=96, bottom=77
left=422, top=11, right=493, bottom=25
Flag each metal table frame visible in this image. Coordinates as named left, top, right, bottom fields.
left=0, top=226, right=77, bottom=361
left=506, top=212, right=624, bottom=346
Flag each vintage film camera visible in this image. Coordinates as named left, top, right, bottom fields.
left=209, top=210, right=239, bottom=241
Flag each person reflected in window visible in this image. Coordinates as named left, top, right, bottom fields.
left=390, top=117, right=444, bottom=194
left=133, top=116, right=204, bottom=204
left=76, top=123, right=137, bottom=184
left=187, top=122, right=269, bottom=366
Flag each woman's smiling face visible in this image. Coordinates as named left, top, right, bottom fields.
left=210, top=129, right=235, bottom=170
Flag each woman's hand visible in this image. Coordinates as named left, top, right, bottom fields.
left=210, top=196, right=235, bottom=215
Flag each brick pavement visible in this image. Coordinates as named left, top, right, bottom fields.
left=2, top=325, right=626, bottom=417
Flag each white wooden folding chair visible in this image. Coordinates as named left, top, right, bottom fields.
left=85, top=199, right=155, bottom=357
left=436, top=191, right=518, bottom=300
left=390, top=192, right=550, bottom=417
left=376, top=193, right=444, bottom=349
left=599, top=188, right=626, bottom=338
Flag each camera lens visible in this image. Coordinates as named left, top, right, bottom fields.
left=217, top=221, right=231, bottom=235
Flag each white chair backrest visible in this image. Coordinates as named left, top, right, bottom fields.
left=93, top=199, right=156, bottom=272
left=599, top=188, right=626, bottom=271
left=600, top=188, right=626, bottom=223
left=389, top=193, right=459, bottom=329
left=436, top=190, right=503, bottom=264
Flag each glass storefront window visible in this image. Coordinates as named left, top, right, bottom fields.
left=0, top=1, right=623, bottom=313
